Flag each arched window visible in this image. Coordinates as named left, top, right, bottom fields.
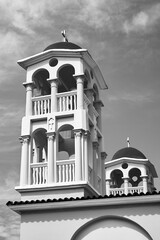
left=32, top=69, right=50, bottom=96
left=32, top=128, right=47, bottom=163
left=110, top=169, right=124, bottom=188
left=57, top=64, right=76, bottom=92
left=129, top=168, right=142, bottom=187
left=57, top=124, right=75, bottom=160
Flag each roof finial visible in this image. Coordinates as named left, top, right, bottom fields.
left=127, top=137, right=130, bottom=147
left=61, top=30, right=68, bottom=42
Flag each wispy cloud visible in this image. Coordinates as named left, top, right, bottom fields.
left=123, top=3, right=160, bottom=34
left=108, top=91, right=153, bottom=104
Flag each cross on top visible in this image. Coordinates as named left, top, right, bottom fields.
left=127, top=137, right=130, bottom=147
left=61, top=30, right=68, bottom=42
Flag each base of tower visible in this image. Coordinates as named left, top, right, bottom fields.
left=15, top=182, right=100, bottom=201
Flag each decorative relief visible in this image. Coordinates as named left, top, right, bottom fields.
left=48, top=118, right=54, bottom=131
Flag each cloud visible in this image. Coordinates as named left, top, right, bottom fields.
left=108, top=91, right=153, bottom=104
left=123, top=3, right=160, bottom=34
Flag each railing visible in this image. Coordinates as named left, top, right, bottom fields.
left=128, top=186, right=143, bottom=194
left=30, top=162, right=48, bottom=185
left=57, top=159, right=75, bottom=183
left=32, top=95, right=51, bottom=115
left=57, top=91, right=77, bottom=112
left=109, top=188, right=125, bottom=196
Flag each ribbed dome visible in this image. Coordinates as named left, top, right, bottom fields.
left=112, top=147, right=146, bottom=160
left=44, top=42, right=82, bottom=51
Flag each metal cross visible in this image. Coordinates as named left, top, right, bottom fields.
left=127, top=137, right=130, bottom=147
left=61, top=30, right=68, bottom=42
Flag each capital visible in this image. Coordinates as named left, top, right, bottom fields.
left=19, top=135, right=30, bottom=145
left=23, top=82, right=35, bottom=91
left=46, top=132, right=56, bottom=141
left=47, top=78, right=58, bottom=86
left=101, top=151, right=107, bottom=160
left=73, top=129, right=84, bottom=137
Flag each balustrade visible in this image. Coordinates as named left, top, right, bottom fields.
left=128, top=186, right=143, bottom=194
left=57, top=91, right=77, bottom=112
left=110, top=188, right=125, bottom=196
left=32, top=95, right=51, bottom=115
left=57, top=160, right=75, bottom=183
left=30, top=162, right=48, bottom=185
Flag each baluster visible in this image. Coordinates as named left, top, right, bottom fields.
left=32, top=168, right=35, bottom=184
left=63, top=97, right=65, bottom=111
left=59, top=97, right=61, bottom=112
left=39, top=167, right=42, bottom=184
left=69, top=164, right=71, bottom=182
left=37, top=101, right=40, bottom=115
left=44, top=100, right=47, bottom=114
left=62, top=165, right=64, bottom=182
left=73, top=94, right=76, bottom=110
left=58, top=165, right=61, bottom=182
left=72, top=163, right=75, bottom=181
left=66, top=164, right=69, bottom=182
left=41, top=100, right=43, bottom=114
left=66, top=96, right=69, bottom=111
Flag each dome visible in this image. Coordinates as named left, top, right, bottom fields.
left=112, top=147, right=146, bottom=160
left=44, top=42, right=82, bottom=51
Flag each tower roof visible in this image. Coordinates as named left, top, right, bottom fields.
left=112, top=147, right=147, bottom=160
left=44, top=42, right=82, bottom=51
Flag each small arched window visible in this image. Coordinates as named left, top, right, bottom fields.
left=32, top=128, right=47, bottom=163
left=129, top=168, right=142, bottom=187
left=32, top=69, right=50, bottom=96
left=58, top=124, right=75, bottom=160
left=110, top=169, right=124, bottom=188
left=57, top=64, right=76, bottom=92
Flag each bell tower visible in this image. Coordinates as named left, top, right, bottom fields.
left=16, top=36, right=108, bottom=201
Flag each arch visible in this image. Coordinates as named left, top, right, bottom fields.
left=31, top=128, right=47, bottom=163
left=110, top=169, right=124, bottom=188
left=71, top=215, right=153, bottom=240
left=129, top=168, right=142, bottom=187
left=32, top=68, right=50, bottom=96
left=57, top=64, right=76, bottom=92
left=57, top=124, right=75, bottom=160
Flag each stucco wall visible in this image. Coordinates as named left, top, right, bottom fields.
left=19, top=199, right=160, bottom=240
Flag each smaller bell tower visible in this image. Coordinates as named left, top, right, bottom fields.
left=16, top=35, right=108, bottom=201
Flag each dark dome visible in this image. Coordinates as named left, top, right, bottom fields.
left=44, top=42, right=82, bottom=51
left=112, top=147, right=146, bottom=160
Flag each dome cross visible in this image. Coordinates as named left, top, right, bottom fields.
left=61, top=30, right=68, bottom=42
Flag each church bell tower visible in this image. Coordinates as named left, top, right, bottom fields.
left=16, top=35, right=108, bottom=201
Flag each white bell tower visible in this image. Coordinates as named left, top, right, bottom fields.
left=16, top=36, right=108, bottom=201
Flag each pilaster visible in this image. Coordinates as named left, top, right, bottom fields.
left=19, top=135, right=30, bottom=186
left=47, top=132, right=56, bottom=184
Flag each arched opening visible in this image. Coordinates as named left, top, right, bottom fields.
left=32, top=69, right=50, bottom=96
left=57, top=64, right=76, bottom=92
left=32, top=128, right=47, bottom=163
left=129, top=168, right=142, bottom=187
left=84, top=69, right=90, bottom=89
left=58, top=124, right=75, bottom=160
left=110, top=169, right=124, bottom=188
left=57, top=124, right=75, bottom=182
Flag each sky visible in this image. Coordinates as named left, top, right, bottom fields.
left=1, top=0, right=160, bottom=239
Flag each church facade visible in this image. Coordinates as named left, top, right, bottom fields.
left=7, top=38, right=160, bottom=240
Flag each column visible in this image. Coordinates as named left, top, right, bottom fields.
left=19, top=135, right=30, bottom=186
left=23, top=82, right=33, bottom=116
left=84, top=130, right=90, bottom=182
left=92, top=141, right=99, bottom=188
left=142, top=175, right=148, bottom=194
left=47, top=78, right=58, bottom=112
left=74, top=75, right=84, bottom=109
left=74, top=130, right=82, bottom=181
left=101, top=151, right=107, bottom=195
left=47, top=132, right=56, bottom=184
left=106, top=179, right=111, bottom=196
left=123, top=177, right=129, bottom=195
